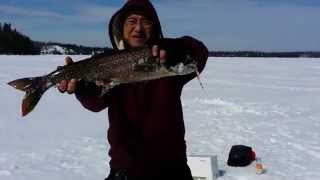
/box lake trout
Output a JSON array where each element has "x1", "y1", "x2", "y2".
[{"x1": 7, "y1": 47, "x2": 197, "y2": 117}]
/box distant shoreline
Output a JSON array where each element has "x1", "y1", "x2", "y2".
[{"x1": 209, "y1": 51, "x2": 320, "y2": 58}]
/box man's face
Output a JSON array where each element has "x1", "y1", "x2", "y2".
[{"x1": 123, "y1": 14, "x2": 153, "y2": 48}]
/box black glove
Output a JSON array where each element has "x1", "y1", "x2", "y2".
[{"x1": 74, "y1": 80, "x2": 103, "y2": 97}]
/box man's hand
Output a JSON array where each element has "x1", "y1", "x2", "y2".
[
  {"x1": 57, "y1": 56, "x2": 77, "y2": 94},
  {"x1": 152, "y1": 45, "x2": 166, "y2": 64}
]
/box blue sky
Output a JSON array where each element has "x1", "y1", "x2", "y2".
[{"x1": 1, "y1": 0, "x2": 320, "y2": 51}]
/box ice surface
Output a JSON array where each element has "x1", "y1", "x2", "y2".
[{"x1": 1, "y1": 56, "x2": 320, "y2": 180}]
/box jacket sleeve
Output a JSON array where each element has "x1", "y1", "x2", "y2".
[
  {"x1": 74, "y1": 81, "x2": 110, "y2": 112},
  {"x1": 158, "y1": 36, "x2": 209, "y2": 85}
]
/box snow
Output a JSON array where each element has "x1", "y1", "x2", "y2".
[
  {"x1": 1, "y1": 55, "x2": 320, "y2": 180},
  {"x1": 41, "y1": 45, "x2": 75, "y2": 55}
]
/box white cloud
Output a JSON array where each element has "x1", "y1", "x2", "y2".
[
  {"x1": 76, "y1": 5, "x2": 118, "y2": 23},
  {"x1": 0, "y1": 5, "x2": 64, "y2": 18},
  {"x1": 2, "y1": 0, "x2": 320, "y2": 50},
  {"x1": 0, "y1": 4, "x2": 118, "y2": 24},
  {"x1": 154, "y1": 0, "x2": 320, "y2": 51}
]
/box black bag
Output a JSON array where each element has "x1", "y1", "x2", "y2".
[{"x1": 227, "y1": 145, "x2": 255, "y2": 167}]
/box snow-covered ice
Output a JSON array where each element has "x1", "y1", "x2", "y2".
[
  {"x1": 0, "y1": 55, "x2": 320, "y2": 180},
  {"x1": 41, "y1": 45, "x2": 75, "y2": 55}
]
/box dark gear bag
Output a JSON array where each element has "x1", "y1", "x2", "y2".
[
  {"x1": 105, "y1": 169, "x2": 129, "y2": 180},
  {"x1": 227, "y1": 145, "x2": 256, "y2": 167}
]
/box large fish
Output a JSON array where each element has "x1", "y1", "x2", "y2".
[{"x1": 7, "y1": 47, "x2": 197, "y2": 117}]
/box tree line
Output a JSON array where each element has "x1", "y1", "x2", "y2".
[
  {"x1": 35, "y1": 41, "x2": 109, "y2": 55},
  {"x1": 0, "y1": 22, "x2": 108, "y2": 55},
  {"x1": 1, "y1": 22, "x2": 319, "y2": 57},
  {"x1": 0, "y1": 22, "x2": 40, "y2": 55},
  {"x1": 209, "y1": 51, "x2": 320, "y2": 58}
]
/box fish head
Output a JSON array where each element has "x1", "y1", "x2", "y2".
[
  {"x1": 114, "y1": 53, "x2": 198, "y2": 84},
  {"x1": 167, "y1": 55, "x2": 197, "y2": 75},
  {"x1": 135, "y1": 54, "x2": 197, "y2": 76},
  {"x1": 168, "y1": 62, "x2": 197, "y2": 75}
]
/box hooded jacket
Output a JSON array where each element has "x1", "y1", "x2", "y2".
[
  {"x1": 109, "y1": 0, "x2": 163, "y2": 50},
  {"x1": 75, "y1": 0, "x2": 208, "y2": 177}
]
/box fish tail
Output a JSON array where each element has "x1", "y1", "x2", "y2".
[{"x1": 7, "y1": 76, "x2": 49, "y2": 116}]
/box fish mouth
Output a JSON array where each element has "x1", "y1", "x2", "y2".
[
  {"x1": 168, "y1": 55, "x2": 197, "y2": 75},
  {"x1": 169, "y1": 62, "x2": 197, "y2": 75}
]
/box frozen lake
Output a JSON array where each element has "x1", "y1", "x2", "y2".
[{"x1": 0, "y1": 55, "x2": 320, "y2": 180}]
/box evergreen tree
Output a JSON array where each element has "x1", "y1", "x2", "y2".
[
  {"x1": 3, "y1": 23, "x2": 11, "y2": 32},
  {"x1": 0, "y1": 22, "x2": 40, "y2": 55}
]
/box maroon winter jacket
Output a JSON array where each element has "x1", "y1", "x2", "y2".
[{"x1": 75, "y1": 0, "x2": 208, "y2": 176}]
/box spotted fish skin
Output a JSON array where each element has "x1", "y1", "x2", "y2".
[{"x1": 7, "y1": 47, "x2": 197, "y2": 117}]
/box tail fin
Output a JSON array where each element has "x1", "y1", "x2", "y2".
[{"x1": 8, "y1": 77, "x2": 49, "y2": 117}]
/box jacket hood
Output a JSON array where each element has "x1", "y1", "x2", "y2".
[{"x1": 108, "y1": 0, "x2": 163, "y2": 50}]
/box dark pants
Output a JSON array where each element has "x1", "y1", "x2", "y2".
[{"x1": 105, "y1": 162, "x2": 193, "y2": 180}]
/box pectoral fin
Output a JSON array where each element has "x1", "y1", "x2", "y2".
[{"x1": 97, "y1": 78, "x2": 122, "y2": 96}]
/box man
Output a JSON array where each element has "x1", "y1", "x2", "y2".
[{"x1": 58, "y1": 0, "x2": 208, "y2": 179}]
